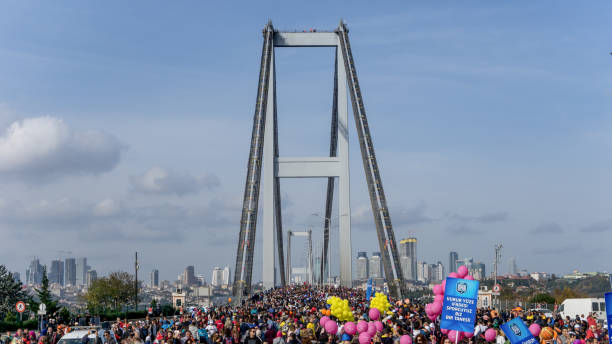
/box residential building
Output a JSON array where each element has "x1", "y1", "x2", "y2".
[
  {"x1": 86, "y1": 270, "x2": 97, "y2": 287},
  {"x1": 431, "y1": 261, "x2": 445, "y2": 282},
  {"x1": 151, "y1": 269, "x2": 159, "y2": 288},
  {"x1": 355, "y1": 252, "x2": 369, "y2": 280},
  {"x1": 399, "y1": 238, "x2": 417, "y2": 280},
  {"x1": 417, "y1": 261, "x2": 430, "y2": 283},
  {"x1": 369, "y1": 252, "x2": 383, "y2": 279},
  {"x1": 184, "y1": 266, "x2": 196, "y2": 286}
]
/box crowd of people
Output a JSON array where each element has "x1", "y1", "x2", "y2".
[{"x1": 1, "y1": 285, "x2": 608, "y2": 344}]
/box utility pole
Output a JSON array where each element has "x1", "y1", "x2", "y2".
[
  {"x1": 493, "y1": 243, "x2": 503, "y2": 308},
  {"x1": 134, "y1": 252, "x2": 139, "y2": 310}
]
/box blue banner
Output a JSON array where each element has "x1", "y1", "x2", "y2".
[
  {"x1": 501, "y1": 317, "x2": 538, "y2": 344},
  {"x1": 440, "y1": 277, "x2": 479, "y2": 332},
  {"x1": 366, "y1": 279, "x2": 372, "y2": 301},
  {"x1": 605, "y1": 292, "x2": 612, "y2": 344}
]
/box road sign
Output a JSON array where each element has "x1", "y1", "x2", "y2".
[
  {"x1": 37, "y1": 309, "x2": 46, "y2": 315},
  {"x1": 16, "y1": 301, "x2": 25, "y2": 313},
  {"x1": 493, "y1": 284, "x2": 502, "y2": 293},
  {"x1": 39, "y1": 303, "x2": 47, "y2": 312},
  {"x1": 148, "y1": 307, "x2": 153, "y2": 314}
]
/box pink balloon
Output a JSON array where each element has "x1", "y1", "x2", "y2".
[
  {"x1": 441, "y1": 279, "x2": 447, "y2": 293},
  {"x1": 464, "y1": 275, "x2": 475, "y2": 281},
  {"x1": 320, "y1": 316, "x2": 330, "y2": 327},
  {"x1": 374, "y1": 321, "x2": 383, "y2": 333},
  {"x1": 433, "y1": 284, "x2": 442, "y2": 295},
  {"x1": 434, "y1": 294, "x2": 443, "y2": 304},
  {"x1": 529, "y1": 324, "x2": 541, "y2": 337},
  {"x1": 463, "y1": 331, "x2": 474, "y2": 339},
  {"x1": 325, "y1": 320, "x2": 338, "y2": 335},
  {"x1": 448, "y1": 330, "x2": 458, "y2": 342},
  {"x1": 400, "y1": 335, "x2": 412, "y2": 344},
  {"x1": 484, "y1": 329, "x2": 496, "y2": 342},
  {"x1": 430, "y1": 302, "x2": 442, "y2": 314},
  {"x1": 441, "y1": 329, "x2": 449, "y2": 335},
  {"x1": 367, "y1": 322, "x2": 377, "y2": 337},
  {"x1": 344, "y1": 322, "x2": 357, "y2": 336},
  {"x1": 359, "y1": 333, "x2": 372, "y2": 344},
  {"x1": 357, "y1": 320, "x2": 368, "y2": 334},
  {"x1": 428, "y1": 314, "x2": 437, "y2": 322},
  {"x1": 448, "y1": 272, "x2": 459, "y2": 278},
  {"x1": 457, "y1": 265, "x2": 469, "y2": 278},
  {"x1": 369, "y1": 308, "x2": 380, "y2": 321}
]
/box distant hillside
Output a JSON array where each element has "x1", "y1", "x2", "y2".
[{"x1": 546, "y1": 275, "x2": 611, "y2": 297}]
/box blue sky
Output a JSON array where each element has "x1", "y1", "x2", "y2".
[{"x1": 1, "y1": 1, "x2": 611, "y2": 282}]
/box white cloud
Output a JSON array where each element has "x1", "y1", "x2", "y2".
[
  {"x1": 92, "y1": 198, "x2": 121, "y2": 217},
  {"x1": 129, "y1": 166, "x2": 220, "y2": 196},
  {"x1": 0, "y1": 116, "x2": 123, "y2": 181}
]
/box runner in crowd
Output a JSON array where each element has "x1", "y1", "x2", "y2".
[{"x1": 1, "y1": 285, "x2": 608, "y2": 344}]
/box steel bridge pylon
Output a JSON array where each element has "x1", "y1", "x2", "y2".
[{"x1": 233, "y1": 20, "x2": 407, "y2": 299}]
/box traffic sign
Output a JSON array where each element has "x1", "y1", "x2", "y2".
[
  {"x1": 493, "y1": 284, "x2": 502, "y2": 294},
  {"x1": 16, "y1": 301, "x2": 25, "y2": 313},
  {"x1": 39, "y1": 303, "x2": 46, "y2": 312}
]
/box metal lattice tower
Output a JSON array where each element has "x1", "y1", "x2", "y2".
[{"x1": 233, "y1": 20, "x2": 406, "y2": 299}]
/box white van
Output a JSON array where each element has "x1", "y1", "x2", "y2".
[{"x1": 558, "y1": 298, "x2": 606, "y2": 324}]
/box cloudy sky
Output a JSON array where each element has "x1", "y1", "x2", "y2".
[{"x1": 1, "y1": 1, "x2": 611, "y2": 283}]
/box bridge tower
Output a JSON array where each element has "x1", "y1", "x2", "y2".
[{"x1": 233, "y1": 20, "x2": 406, "y2": 299}]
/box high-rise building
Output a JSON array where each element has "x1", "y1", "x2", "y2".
[
  {"x1": 26, "y1": 258, "x2": 44, "y2": 285},
  {"x1": 76, "y1": 257, "x2": 88, "y2": 286},
  {"x1": 449, "y1": 251, "x2": 458, "y2": 273},
  {"x1": 151, "y1": 269, "x2": 159, "y2": 288},
  {"x1": 184, "y1": 266, "x2": 196, "y2": 286},
  {"x1": 508, "y1": 257, "x2": 518, "y2": 276},
  {"x1": 417, "y1": 261, "x2": 430, "y2": 283},
  {"x1": 455, "y1": 257, "x2": 486, "y2": 280},
  {"x1": 431, "y1": 261, "x2": 445, "y2": 282},
  {"x1": 64, "y1": 258, "x2": 76, "y2": 286},
  {"x1": 50, "y1": 260, "x2": 64, "y2": 286},
  {"x1": 211, "y1": 267, "x2": 224, "y2": 287},
  {"x1": 86, "y1": 270, "x2": 97, "y2": 287},
  {"x1": 399, "y1": 238, "x2": 417, "y2": 280},
  {"x1": 12, "y1": 272, "x2": 20, "y2": 283},
  {"x1": 369, "y1": 252, "x2": 383, "y2": 279},
  {"x1": 400, "y1": 256, "x2": 412, "y2": 281},
  {"x1": 222, "y1": 266, "x2": 231, "y2": 285},
  {"x1": 355, "y1": 252, "x2": 369, "y2": 280}
]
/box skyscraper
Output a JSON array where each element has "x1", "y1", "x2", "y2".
[
  {"x1": 50, "y1": 259, "x2": 64, "y2": 286},
  {"x1": 449, "y1": 251, "x2": 458, "y2": 273},
  {"x1": 211, "y1": 267, "x2": 224, "y2": 287},
  {"x1": 151, "y1": 269, "x2": 159, "y2": 288},
  {"x1": 369, "y1": 252, "x2": 383, "y2": 279},
  {"x1": 431, "y1": 261, "x2": 444, "y2": 282},
  {"x1": 76, "y1": 257, "x2": 88, "y2": 286},
  {"x1": 86, "y1": 270, "x2": 97, "y2": 287},
  {"x1": 399, "y1": 238, "x2": 417, "y2": 280},
  {"x1": 64, "y1": 258, "x2": 76, "y2": 286},
  {"x1": 355, "y1": 252, "x2": 369, "y2": 280},
  {"x1": 508, "y1": 257, "x2": 518, "y2": 276},
  {"x1": 184, "y1": 266, "x2": 196, "y2": 286},
  {"x1": 26, "y1": 258, "x2": 44, "y2": 285},
  {"x1": 416, "y1": 261, "x2": 430, "y2": 282}
]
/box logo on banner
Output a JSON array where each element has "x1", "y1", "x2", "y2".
[
  {"x1": 501, "y1": 317, "x2": 537, "y2": 344},
  {"x1": 511, "y1": 324, "x2": 522, "y2": 336},
  {"x1": 457, "y1": 282, "x2": 467, "y2": 294}
]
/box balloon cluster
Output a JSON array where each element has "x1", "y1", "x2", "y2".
[
  {"x1": 347, "y1": 318, "x2": 386, "y2": 344},
  {"x1": 327, "y1": 296, "x2": 354, "y2": 322},
  {"x1": 428, "y1": 265, "x2": 480, "y2": 340},
  {"x1": 369, "y1": 292, "x2": 391, "y2": 314}
]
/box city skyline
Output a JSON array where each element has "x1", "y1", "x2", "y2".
[{"x1": 1, "y1": 2, "x2": 611, "y2": 280}]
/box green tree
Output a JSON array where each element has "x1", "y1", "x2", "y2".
[
  {"x1": 34, "y1": 267, "x2": 59, "y2": 315},
  {"x1": 529, "y1": 293, "x2": 556, "y2": 304},
  {"x1": 83, "y1": 271, "x2": 137, "y2": 312},
  {"x1": 0, "y1": 265, "x2": 27, "y2": 319}
]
